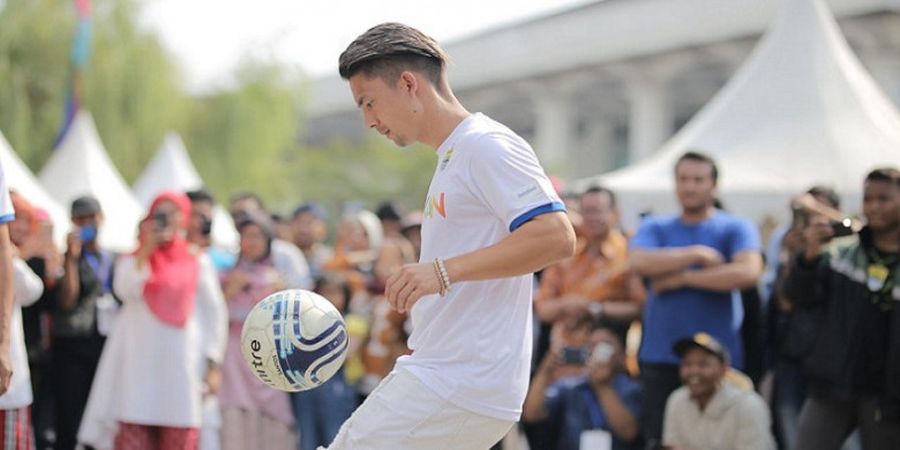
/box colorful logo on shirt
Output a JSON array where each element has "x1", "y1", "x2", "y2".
[
  {"x1": 424, "y1": 192, "x2": 446, "y2": 219},
  {"x1": 440, "y1": 147, "x2": 454, "y2": 171}
]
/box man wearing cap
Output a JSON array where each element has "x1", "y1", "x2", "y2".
[
  {"x1": 629, "y1": 152, "x2": 763, "y2": 447},
  {"x1": 52, "y1": 195, "x2": 116, "y2": 450},
  {"x1": 663, "y1": 333, "x2": 774, "y2": 450}
]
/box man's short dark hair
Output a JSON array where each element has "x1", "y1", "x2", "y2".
[
  {"x1": 865, "y1": 168, "x2": 900, "y2": 187},
  {"x1": 186, "y1": 188, "x2": 215, "y2": 205},
  {"x1": 293, "y1": 202, "x2": 328, "y2": 220},
  {"x1": 581, "y1": 185, "x2": 617, "y2": 208},
  {"x1": 675, "y1": 151, "x2": 719, "y2": 185},
  {"x1": 338, "y1": 23, "x2": 449, "y2": 88},
  {"x1": 806, "y1": 185, "x2": 840, "y2": 209},
  {"x1": 375, "y1": 201, "x2": 403, "y2": 222},
  {"x1": 229, "y1": 191, "x2": 265, "y2": 211}
]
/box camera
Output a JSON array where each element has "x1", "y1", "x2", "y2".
[
  {"x1": 830, "y1": 218, "x2": 855, "y2": 238},
  {"x1": 153, "y1": 210, "x2": 169, "y2": 230},
  {"x1": 562, "y1": 347, "x2": 590, "y2": 365},
  {"x1": 200, "y1": 216, "x2": 213, "y2": 236}
]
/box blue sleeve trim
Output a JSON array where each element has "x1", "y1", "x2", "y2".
[
  {"x1": 509, "y1": 201, "x2": 566, "y2": 232},
  {"x1": 0, "y1": 213, "x2": 14, "y2": 224}
]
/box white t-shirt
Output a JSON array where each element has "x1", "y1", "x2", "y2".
[
  {"x1": 0, "y1": 159, "x2": 13, "y2": 224},
  {"x1": 0, "y1": 258, "x2": 44, "y2": 410},
  {"x1": 395, "y1": 113, "x2": 564, "y2": 421}
]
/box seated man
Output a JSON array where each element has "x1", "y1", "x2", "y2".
[
  {"x1": 663, "y1": 333, "x2": 774, "y2": 450},
  {"x1": 522, "y1": 321, "x2": 641, "y2": 450}
]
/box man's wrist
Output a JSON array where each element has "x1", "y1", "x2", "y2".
[{"x1": 591, "y1": 378, "x2": 615, "y2": 392}]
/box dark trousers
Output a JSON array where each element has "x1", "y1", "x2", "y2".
[
  {"x1": 639, "y1": 362, "x2": 681, "y2": 450},
  {"x1": 51, "y1": 337, "x2": 103, "y2": 450},
  {"x1": 796, "y1": 396, "x2": 900, "y2": 450},
  {"x1": 773, "y1": 359, "x2": 807, "y2": 450}
]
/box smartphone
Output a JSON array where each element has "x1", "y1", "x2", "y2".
[
  {"x1": 79, "y1": 225, "x2": 97, "y2": 243},
  {"x1": 200, "y1": 216, "x2": 213, "y2": 236},
  {"x1": 153, "y1": 211, "x2": 169, "y2": 230},
  {"x1": 562, "y1": 347, "x2": 590, "y2": 365},
  {"x1": 831, "y1": 218, "x2": 855, "y2": 238}
]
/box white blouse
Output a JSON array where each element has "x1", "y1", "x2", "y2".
[
  {"x1": 78, "y1": 252, "x2": 226, "y2": 450},
  {"x1": 0, "y1": 258, "x2": 43, "y2": 410}
]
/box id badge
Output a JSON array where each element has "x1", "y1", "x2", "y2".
[
  {"x1": 579, "y1": 429, "x2": 612, "y2": 450},
  {"x1": 96, "y1": 293, "x2": 120, "y2": 337},
  {"x1": 867, "y1": 264, "x2": 889, "y2": 292}
]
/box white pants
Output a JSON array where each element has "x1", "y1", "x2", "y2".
[{"x1": 323, "y1": 370, "x2": 514, "y2": 450}]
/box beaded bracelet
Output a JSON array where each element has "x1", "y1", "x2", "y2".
[{"x1": 433, "y1": 258, "x2": 451, "y2": 295}]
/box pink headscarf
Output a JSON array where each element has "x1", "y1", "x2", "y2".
[{"x1": 139, "y1": 192, "x2": 198, "y2": 327}]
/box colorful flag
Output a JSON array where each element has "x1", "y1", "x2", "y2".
[{"x1": 54, "y1": 0, "x2": 92, "y2": 148}]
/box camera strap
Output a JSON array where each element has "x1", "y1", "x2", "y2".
[{"x1": 864, "y1": 246, "x2": 898, "y2": 311}]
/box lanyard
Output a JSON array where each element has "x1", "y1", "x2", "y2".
[
  {"x1": 865, "y1": 246, "x2": 898, "y2": 311},
  {"x1": 84, "y1": 250, "x2": 112, "y2": 294}
]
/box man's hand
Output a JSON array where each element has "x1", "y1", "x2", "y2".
[
  {"x1": 802, "y1": 214, "x2": 833, "y2": 262},
  {"x1": 135, "y1": 220, "x2": 162, "y2": 266},
  {"x1": 223, "y1": 270, "x2": 251, "y2": 298},
  {"x1": 0, "y1": 346, "x2": 13, "y2": 395},
  {"x1": 691, "y1": 245, "x2": 725, "y2": 267},
  {"x1": 66, "y1": 230, "x2": 83, "y2": 261},
  {"x1": 384, "y1": 262, "x2": 442, "y2": 313},
  {"x1": 204, "y1": 365, "x2": 222, "y2": 397}
]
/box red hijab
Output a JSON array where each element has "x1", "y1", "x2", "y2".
[{"x1": 139, "y1": 192, "x2": 198, "y2": 327}]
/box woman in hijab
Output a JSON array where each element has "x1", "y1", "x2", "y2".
[
  {"x1": 78, "y1": 192, "x2": 227, "y2": 450},
  {"x1": 218, "y1": 212, "x2": 296, "y2": 450}
]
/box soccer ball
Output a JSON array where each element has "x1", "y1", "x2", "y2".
[{"x1": 240, "y1": 289, "x2": 348, "y2": 392}]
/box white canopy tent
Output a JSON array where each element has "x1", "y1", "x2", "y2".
[
  {"x1": 38, "y1": 111, "x2": 143, "y2": 252},
  {"x1": 133, "y1": 132, "x2": 238, "y2": 249},
  {"x1": 573, "y1": 0, "x2": 900, "y2": 229},
  {"x1": 0, "y1": 131, "x2": 69, "y2": 245}
]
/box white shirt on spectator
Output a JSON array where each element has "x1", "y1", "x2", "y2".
[
  {"x1": 0, "y1": 258, "x2": 43, "y2": 410},
  {"x1": 78, "y1": 253, "x2": 227, "y2": 450}
]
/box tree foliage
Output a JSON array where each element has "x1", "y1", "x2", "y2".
[
  {"x1": 0, "y1": 0, "x2": 437, "y2": 216},
  {"x1": 0, "y1": 0, "x2": 72, "y2": 169}
]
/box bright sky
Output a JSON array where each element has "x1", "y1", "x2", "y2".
[{"x1": 138, "y1": 0, "x2": 592, "y2": 92}]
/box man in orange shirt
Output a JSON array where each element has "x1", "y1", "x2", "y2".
[{"x1": 535, "y1": 186, "x2": 645, "y2": 342}]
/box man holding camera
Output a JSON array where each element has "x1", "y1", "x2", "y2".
[
  {"x1": 52, "y1": 195, "x2": 116, "y2": 450},
  {"x1": 785, "y1": 168, "x2": 900, "y2": 450},
  {"x1": 522, "y1": 322, "x2": 642, "y2": 450}
]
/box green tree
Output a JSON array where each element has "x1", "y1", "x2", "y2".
[
  {"x1": 285, "y1": 137, "x2": 436, "y2": 215},
  {"x1": 83, "y1": 0, "x2": 187, "y2": 180},
  {"x1": 184, "y1": 59, "x2": 303, "y2": 204},
  {"x1": 0, "y1": 0, "x2": 72, "y2": 168},
  {"x1": 0, "y1": 0, "x2": 437, "y2": 214}
]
